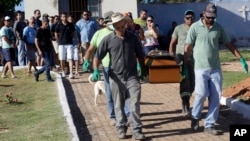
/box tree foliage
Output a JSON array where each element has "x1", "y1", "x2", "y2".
[{"x1": 0, "y1": 0, "x2": 23, "y2": 14}]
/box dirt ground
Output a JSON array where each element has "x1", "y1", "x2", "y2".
[{"x1": 221, "y1": 61, "x2": 250, "y2": 103}]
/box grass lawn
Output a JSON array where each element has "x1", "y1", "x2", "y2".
[
  {"x1": 220, "y1": 49, "x2": 250, "y2": 88},
  {"x1": 0, "y1": 69, "x2": 70, "y2": 141},
  {"x1": 219, "y1": 49, "x2": 250, "y2": 62},
  {"x1": 222, "y1": 71, "x2": 249, "y2": 89}
]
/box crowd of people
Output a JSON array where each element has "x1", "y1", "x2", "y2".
[{"x1": 0, "y1": 3, "x2": 249, "y2": 140}]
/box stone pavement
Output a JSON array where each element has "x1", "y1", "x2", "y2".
[{"x1": 62, "y1": 72, "x2": 250, "y2": 141}]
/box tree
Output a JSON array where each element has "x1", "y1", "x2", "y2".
[{"x1": 0, "y1": 0, "x2": 23, "y2": 14}]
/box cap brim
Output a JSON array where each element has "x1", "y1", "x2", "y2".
[{"x1": 205, "y1": 12, "x2": 216, "y2": 18}]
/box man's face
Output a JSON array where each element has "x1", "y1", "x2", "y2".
[
  {"x1": 204, "y1": 13, "x2": 216, "y2": 25},
  {"x1": 42, "y1": 21, "x2": 49, "y2": 28},
  {"x1": 16, "y1": 13, "x2": 22, "y2": 20},
  {"x1": 140, "y1": 11, "x2": 147, "y2": 20},
  {"x1": 35, "y1": 11, "x2": 41, "y2": 19},
  {"x1": 61, "y1": 14, "x2": 67, "y2": 22},
  {"x1": 54, "y1": 17, "x2": 59, "y2": 23},
  {"x1": 29, "y1": 17, "x2": 35, "y2": 26},
  {"x1": 4, "y1": 20, "x2": 11, "y2": 27},
  {"x1": 82, "y1": 12, "x2": 89, "y2": 20},
  {"x1": 113, "y1": 20, "x2": 126, "y2": 36},
  {"x1": 67, "y1": 17, "x2": 74, "y2": 23},
  {"x1": 184, "y1": 14, "x2": 194, "y2": 26}
]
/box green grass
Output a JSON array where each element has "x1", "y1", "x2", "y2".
[
  {"x1": 219, "y1": 49, "x2": 250, "y2": 62},
  {"x1": 222, "y1": 71, "x2": 249, "y2": 89},
  {"x1": 0, "y1": 69, "x2": 70, "y2": 141}
]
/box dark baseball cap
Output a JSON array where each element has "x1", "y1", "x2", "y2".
[{"x1": 204, "y1": 3, "x2": 217, "y2": 17}]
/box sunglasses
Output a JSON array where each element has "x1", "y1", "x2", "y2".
[
  {"x1": 206, "y1": 16, "x2": 216, "y2": 20},
  {"x1": 185, "y1": 17, "x2": 194, "y2": 20},
  {"x1": 147, "y1": 20, "x2": 153, "y2": 22}
]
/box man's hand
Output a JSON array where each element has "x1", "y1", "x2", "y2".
[
  {"x1": 92, "y1": 69, "x2": 100, "y2": 81},
  {"x1": 82, "y1": 59, "x2": 90, "y2": 72},
  {"x1": 137, "y1": 62, "x2": 141, "y2": 73},
  {"x1": 181, "y1": 64, "x2": 189, "y2": 78},
  {"x1": 240, "y1": 57, "x2": 248, "y2": 74},
  {"x1": 140, "y1": 65, "x2": 148, "y2": 80}
]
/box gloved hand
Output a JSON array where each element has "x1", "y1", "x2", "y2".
[
  {"x1": 140, "y1": 65, "x2": 148, "y2": 80},
  {"x1": 82, "y1": 59, "x2": 90, "y2": 72},
  {"x1": 137, "y1": 62, "x2": 141, "y2": 73},
  {"x1": 240, "y1": 57, "x2": 248, "y2": 74},
  {"x1": 92, "y1": 69, "x2": 100, "y2": 81},
  {"x1": 181, "y1": 64, "x2": 189, "y2": 78}
]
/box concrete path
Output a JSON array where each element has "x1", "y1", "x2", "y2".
[{"x1": 62, "y1": 72, "x2": 250, "y2": 141}]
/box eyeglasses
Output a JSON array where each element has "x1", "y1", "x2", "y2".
[
  {"x1": 206, "y1": 16, "x2": 215, "y2": 20},
  {"x1": 185, "y1": 16, "x2": 194, "y2": 20},
  {"x1": 147, "y1": 20, "x2": 153, "y2": 22},
  {"x1": 83, "y1": 13, "x2": 88, "y2": 16}
]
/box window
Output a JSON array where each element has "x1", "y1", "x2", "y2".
[{"x1": 87, "y1": 0, "x2": 100, "y2": 18}]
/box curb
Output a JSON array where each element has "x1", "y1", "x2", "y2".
[
  {"x1": 53, "y1": 72, "x2": 79, "y2": 141},
  {"x1": 0, "y1": 66, "x2": 79, "y2": 141},
  {"x1": 220, "y1": 96, "x2": 250, "y2": 119}
]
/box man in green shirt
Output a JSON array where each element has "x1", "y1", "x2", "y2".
[
  {"x1": 184, "y1": 3, "x2": 248, "y2": 135},
  {"x1": 169, "y1": 10, "x2": 195, "y2": 117},
  {"x1": 134, "y1": 9, "x2": 148, "y2": 29}
]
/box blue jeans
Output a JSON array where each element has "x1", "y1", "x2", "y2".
[
  {"x1": 191, "y1": 69, "x2": 222, "y2": 128},
  {"x1": 17, "y1": 40, "x2": 27, "y2": 66},
  {"x1": 103, "y1": 67, "x2": 130, "y2": 119},
  {"x1": 36, "y1": 51, "x2": 52, "y2": 80}
]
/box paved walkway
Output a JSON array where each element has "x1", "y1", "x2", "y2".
[{"x1": 62, "y1": 71, "x2": 250, "y2": 141}]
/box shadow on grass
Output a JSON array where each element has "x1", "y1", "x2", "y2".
[{"x1": 62, "y1": 78, "x2": 92, "y2": 141}]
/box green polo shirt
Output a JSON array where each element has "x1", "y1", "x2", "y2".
[
  {"x1": 90, "y1": 27, "x2": 112, "y2": 67},
  {"x1": 185, "y1": 19, "x2": 230, "y2": 70},
  {"x1": 172, "y1": 23, "x2": 189, "y2": 55},
  {"x1": 134, "y1": 18, "x2": 146, "y2": 29}
]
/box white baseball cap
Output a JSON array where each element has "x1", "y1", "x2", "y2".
[{"x1": 4, "y1": 16, "x2": 11, "y2": 21}]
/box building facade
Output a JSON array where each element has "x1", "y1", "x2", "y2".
[{"x1": 24, "y1": 0, "x2": 137, "y2": 21}]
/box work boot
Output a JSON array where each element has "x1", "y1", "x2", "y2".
[
  {"x1": 191, "y1": 118, "x2": 199, "y2": 131},
  {"x1": 182, "y1": 96, "x2": 190, "y2": 117}
]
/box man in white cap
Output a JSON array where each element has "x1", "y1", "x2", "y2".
[
  {"x1": 83, "y1": 11, "x2": 130, "y2": 126},
  {"x1": 184, "y1": 3, "x2": 248, "y2": 135},
  {"x1": 92, "y1": 12, "x2": 147, "y2": 140}
]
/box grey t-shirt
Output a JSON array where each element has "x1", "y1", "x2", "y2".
[{"x1": 95, "y1": 31, "x2": 144, "y2": 80}]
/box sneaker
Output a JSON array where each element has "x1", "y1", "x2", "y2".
[
  {"x1": 69, "y1": 73, "x2": 74, "y2": 79},
  {"x1": 191, "y1": 118, "x2": 199, "y2": 131},
  {"x1": 109, "y1": 118, "x2": 116, "y2": 126},
  {"x1": 204, "y1": 127, "x2": 221, "y2": 135},
  {"x1": 61, "y1": 72, "x2": 65, "y2": 77},
  {"x1": 133, "y1": 132, "x2": 145, "y2": 140},
  {"x1": 34, "y1": 72, "x2": 39, "y2": 82}
]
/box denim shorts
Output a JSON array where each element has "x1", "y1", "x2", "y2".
[{"x1": 2, "y1": 48, "x2": 15, "y2": 62}]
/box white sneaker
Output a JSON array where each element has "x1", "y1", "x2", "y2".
[
  {"x1": 69, "y1": 73, "x2": 74, "y2": 79},
  {"x1": 61, "y1": 72, "x2": 65, "y2": 77}
]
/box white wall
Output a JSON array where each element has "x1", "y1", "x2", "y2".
[
  {"x1": 100, "y1": 0, "x2": 138, "y2": 19},
  {"x1": 24, "y1": 0, "x2": 59, "y2": 19},
  {"x1": 139, "y1": 2, "x2": 250, "y2": 48}
]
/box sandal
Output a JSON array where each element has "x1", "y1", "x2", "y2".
[
  {"x1": 12, "y1": 76, "x2": 18, "y2": 79},
  {"x1": 27, "y1": 71, "x2": 32, "y2": 76},
  {"x1": 1, "y1": 75, "x2": 7, "y2": 78}
]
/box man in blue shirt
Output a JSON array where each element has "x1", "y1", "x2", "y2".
[{"x1": 76, "y1": 10, "x2": 98, "y2": 65}]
